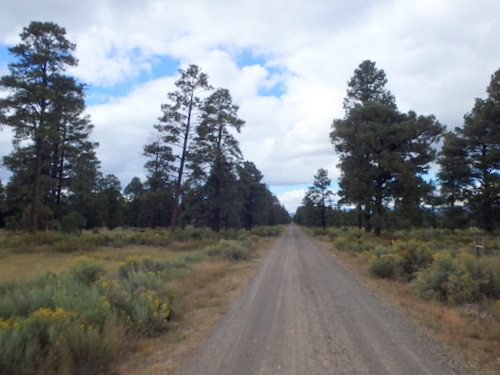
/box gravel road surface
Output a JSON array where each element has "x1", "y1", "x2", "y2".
[{"x1": 181, "y1": 224, "x2": 466, "y2": 375}]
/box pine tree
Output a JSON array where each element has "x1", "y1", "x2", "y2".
[
  {"x1": 307, "y1": 168, "x2": 333, "y2": 229},
  {"x1": 237, "y1": 162, "x2": 268, "y2": 230},
  {"x1": 0, "y1": 22, "x2": 97, "y2": 232},
  {"x1": 331, "y1": 60, "x2": 444, "y2": 235},
  {"x1": 194, "y1": 88, "x2": 244, "y2": 231},
  {"x1": 155, "y1": 65, "x2": 212, "y2": 229},
  {"x1": 460, "y1": 68, "x2": 500, "y2": 231},
  {"x1": 437, "y1": 131, "x2": 471, "y2": 228}
]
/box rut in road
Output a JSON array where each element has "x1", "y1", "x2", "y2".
[{"x1": 181, "y1": 224, "x2": 466, "y2": 375}]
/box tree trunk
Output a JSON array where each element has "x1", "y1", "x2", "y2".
[
  {"x1": 30, "y1": 138, "x2": 44, "y2": 233},
  {"x1": 171, "y1": 94, "x2": 194, "y2": 229}
]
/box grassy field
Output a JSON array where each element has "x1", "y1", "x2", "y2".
[
  {"x1": 0, "y1": 226, "x2": 283, "y2": 375},
  {"x1": 308, "y1": 227, "x2": 500, "y2": 375}
]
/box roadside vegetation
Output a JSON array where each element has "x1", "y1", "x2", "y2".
[
  {"x1": 307, "y1": 226, "x2": 500, "y2": 375},
  {"x1": 0, "y1": 226, "x2": 284, "y2": 375}
]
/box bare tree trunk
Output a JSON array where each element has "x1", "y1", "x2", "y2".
[{"x1": 30, "y1": 139, "x2": 44, "y2": 233}]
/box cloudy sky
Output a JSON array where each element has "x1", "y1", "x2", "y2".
[{"x1": 0, "y1": 0, "x2": 499, "y2": 213}]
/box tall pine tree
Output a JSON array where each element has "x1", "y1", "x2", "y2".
[
  {"x1": 459, "y1": 68, "x2": 500, "y2": 231},
  {"x1": 331, "y1": 60, "x2": 444, "y2": 236},
  {"x1": 152, "y1": 65, "x2": 212, "y2": 229},
  {"x1": 0, "y1": 21, "x2": 97, "y2": 232}
]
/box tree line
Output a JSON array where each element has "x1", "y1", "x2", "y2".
[
  {"x1": 295, "y1": 60, "x2": 499, "y2": 234},
  {"x1": 0, "y1": 21, "x2": 290, "y2": 233}
]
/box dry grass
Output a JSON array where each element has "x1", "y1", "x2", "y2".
[
  {"x1": 0, "y1": 245, "x2": 190, "y2": 282},
  {"x1": 328, "y1": 248, "x2": 500, "y2": 375},
  {"x1": 113, "y1": 238, "x2": 277, "y2": 375}
]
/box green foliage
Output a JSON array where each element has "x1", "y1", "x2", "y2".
[
  {"x1": 69, "y1": 257, "x2": 106, "y2": 285},
  {"x1": 331, "y1": 60, "x2": 445, "y2": 236},
  {"x1": 120, "y1": 291, "x2": 171, "y2": 336},
  {"x1": 0, "y1": 22, "x2": 99, "y2": 233},
  {"x1": 205, "y1": 240, "x2": 250, "y2": 261},
  {"x1": 118, "y1": 255, "x2": 167, "y2": 280},
  {"x1": 415, "y1": 252, "x2": 500, "y2": 304},
  {"x1": 0, "y1": 255, "x2": 176, "y2": 374},
  {"x1": 249, "y1": 226, "x2": 284, "y2": 237},
  {"x1": 0, "y1": 308, "x2": 122, "y2": 375},
  {"x1": 61, "y1": 211, "x2": 87, "y2": 233},
  {"x1": 369, "y1": 254, "x2": 399, "y2": 279},
  {"x1": 392, "y1": 240, "x2": 434, "y2": 279}
]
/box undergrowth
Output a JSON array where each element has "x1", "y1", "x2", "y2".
[
  {"x1": 0, "y1": 226, "x2": 284, "y2": 374},
  {"x1": 318, "y1": 227, "x2": 500, "y2": 305}
]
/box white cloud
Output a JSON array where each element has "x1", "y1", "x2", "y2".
[
  {"x1": 1, "y1": 0, "x2": 499, "y2": 212},
  {"x1": 275, "y1": 188, "x2": 308, "y2": 214},
  {"x1": 87, "y1": 75, "x2": 177, "y2": 184}
]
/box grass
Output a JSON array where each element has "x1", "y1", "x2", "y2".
[
  {"x1": 0, "y1": 226, "x2": 284, "y2": 374},
  {"x1": 0, "y1": 246, "x2": 195, "y2": 282},
  {"x1": 311, "y1": 227, "x2": 500, "y2": 375}
]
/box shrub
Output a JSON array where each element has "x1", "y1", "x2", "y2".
[
  {"x1": 415, "y1": 252, "x2": 497, "y2": 304},
  {"x1": 130, "y1": 292, "x2": 171, "y2": 335},
  {"x1": 120, "y1": 271, "x2": 161, "y2": 293},
  {"x1": 205, "y1": 240, "x2": 249, "y2": 261},
  {"x1": 0, "y1": 308, "x2": 121, "y2": 375},
  {"x1": 62, "y1": 320, "x2": 122, "y2": 375},
  {"x1": 369, "y1": 254, "x2": 400, "y2": 279},
  {"x1": 69, "y1": 257, "x2": 107, "y2": 285},
  {"x1": 0, "y1": 256, "x2": 174, "y2": 374},
  {"x1": 444, "y1": 262, "x2": 482, "y2": 304},
  {"x1": 393, "y1": 240, "x2": 434, "y2": 280},
  {"x1": 249, "y1": 226, "x2": 283, "y2": 237},
  {"x1": 118, "y1": 256, "x2": 167, "y2": 280},
  {"x1": 479, "y1": 257, "x2": 500, "y2": 298},
  {"x1": 415, "y1": 252, "x2": 456, "y2": 301},
  {"x1": 333, "y1": 236, "x2": 356, "y2": 251}
]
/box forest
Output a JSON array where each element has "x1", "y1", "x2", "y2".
[
  {"x1": 0, "y1": 21, "x2": 498, "y2": 236},
  {"x1": 295, "y1": 60, "x2": 500, "y2": 234},
  {"x1": 0, "y1": 22, "x2": 290, "y2": 233}
]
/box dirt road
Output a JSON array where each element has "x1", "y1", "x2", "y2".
[{"x1": 181, "y1": 224, "x2": 466, "y2": 375}]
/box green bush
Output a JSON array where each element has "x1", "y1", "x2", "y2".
[
  {"x1": 333, "y1": 236, "x2": 356, "y2": 251},
  {"x1": 369, "y1": 254, "x2": 400, "y2": 279},
  {"x1": 393, "y1": 240, "x2": 434, "y2": 280},
  {"x1": 249, "y1": 226, "x2": 284, "y2": 237},
  {"x1": 69, "y1": 257, "x2": 107, "y2": 285},
  {"x1": 122, "y1": 291, "x2": 171, "y2": 335},
  {"x1": 0, "y1": 256, "x2": 174, "y2": 374},
  {"x1": 62, "y1": 320, "x2": 122, "y2": 375},
  {"x1": 0, "y1": 308, "x2": 122, "y2": 375},
  {"x1": 205, "y1": 240, "x2": 249, "y2": 261},
  {"x1": 117, "y1": 256, "x2": 167, "y2": 280},
  {"x1": 415, "y1": 252, "x2": 498, "y2": 304},
  {"x1": 479, "y1": 257, "x2": 500, "y2": 298},
  {"x1": 120, "y1": 271, "x2": 161, "y2": 293}
]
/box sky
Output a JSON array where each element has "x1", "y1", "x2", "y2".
[{"x1": 0, "y1": 0, "x2": 499, "y2": 213}]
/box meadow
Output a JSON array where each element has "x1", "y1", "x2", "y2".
[
  {"x1": 308, "y1": 227, "x2": 500, "y2": 375},
  {"x1": 0, "y1": 226, "x2": 283, "y2": 375}
]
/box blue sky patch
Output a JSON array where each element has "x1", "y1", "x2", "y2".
[
  {"x1": 0, "y1": 43, "x2": 13, "y2": 69},
  {"x1": 235, "y1": 49, "x2": 286, "y2": 98},
  {"x1": 85, "y1": 54, "x2": 180, "y2": 105}
]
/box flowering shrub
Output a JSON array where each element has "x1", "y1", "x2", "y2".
[
  {"x1": 69, "y1": 256, "x2": 107, "y2": 285},
  {"x1": 118, "y1": 255, "x2": 167, "y2": 280},
  {"x1": 0, "y1": 256, "x2": 173, "y2": 374},
  {"x1": 415, "y1": 252, "x2": 500, "y2": 304}
]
